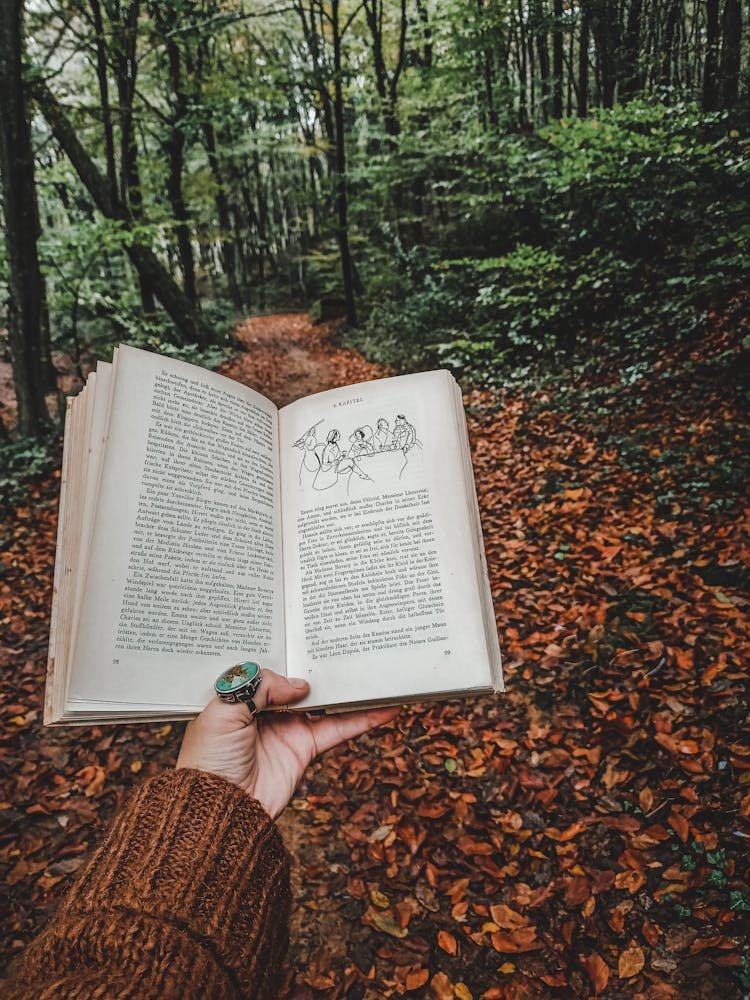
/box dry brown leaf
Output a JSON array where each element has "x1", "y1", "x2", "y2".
[{"x1": 618, "y1": 945, "x2": 645, "y2": 978}]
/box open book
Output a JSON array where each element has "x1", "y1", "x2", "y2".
[{"x1": 45, "y1": 345, "x2": 502, "y2": 724}]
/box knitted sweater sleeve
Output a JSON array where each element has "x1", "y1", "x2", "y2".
[{"x1": 4, "y1": 768, "x2": 291, "y2": 1000}]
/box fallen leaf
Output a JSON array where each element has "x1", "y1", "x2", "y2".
[
  {"x1": 580, "y1": 951, "x2": 609, "y2": 995},
  {"x1": 618, "y1": 945, "x2": 645, "y2": 978},
  {"x1": 438, "y1": 929, "x2": 458, "y2": 954}
]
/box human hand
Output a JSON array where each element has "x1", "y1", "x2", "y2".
[{"x1": 176, "y1": 669, "x2": 399, "y2": 819}]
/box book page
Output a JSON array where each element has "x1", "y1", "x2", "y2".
[
  {"x1": 279, "y1": 370, "x2": 499, "y2": 709},
  {"x1": 67, "y1": 346, "x2": 285, "y2": 712}
]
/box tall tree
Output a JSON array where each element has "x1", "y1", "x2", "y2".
[
  {"x1": 577, "y1": 1, "x2": 590, "y2": 116},
  {"x1": 151, "y1": 3, "x2": 199, "y2": 307},
  {"x1": 703, "y1": 0, "x2": 721, "y2": 109},
  {"x1": 719, "y1": 0, "x2": 741, "y2": 109},
  {"x1": 0, "y1": 1, "x2": 53, "y2": 435},
  {"x1": 331, "y1": 0, "x2": 356, "y2": 323},
  {"x1": 551, "y1": 0, "x2": 564, "y2": 118},
  {"x1": 33, "y1": 80, "x2": 212, "y2": 347}
]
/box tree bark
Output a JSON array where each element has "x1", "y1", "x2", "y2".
[
  {"x1": 331, "y1": 0, "x2": 356, "y2": 324},
  {"x1": 590, "y1": 0, "x2": 618, "y2": 108},
  {"x1": 111, "y1": 0, "x2": 155, "y2": 314},
  {"x1": 88, "y1": 0, "x2": 118, "y2": 205},
  {"x1": 0, "y1": 1, "x2": 52, "y2": 435},
  {"x1": 164, "y1": 35, "x2": 198, "y2": 306},
  {"x1": 577, "y1": 2, "x2": 590, "y2": 116},
  {"x1": 532, "y1": 0, "x2": 552, "y2": 122},
  {"x1": 202, "y1": 122, "x2": 244, "y2": 309},
  {"x1": 552, "y1": 0, "x2": 564, "y2": 118},
  {"x1": 719, "y1": 0, "x2": 741, "y2": 109},
  {"x1": 619, "y1": 0, "x2": 643, "y2": 99},
  {"x1": 659, "y1": 0, "x2": 682, "y2": 91},
  {"x1": 703, "y1": 0, "x2": 721, "y2": 109},
  {"x1": 33, "y1": 80, "x2": 212, "y2": 347}
]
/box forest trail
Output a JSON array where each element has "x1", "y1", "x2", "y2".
[
  {"x1": 222, "y1": 312, "x2": 390, "y2": 408},
  {"x1": 1, "y1": 308, "x2": 748, "y2": 998}
]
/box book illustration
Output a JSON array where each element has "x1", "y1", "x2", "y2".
[{"x1": 293, "y1": 413, "x2": 421, "y2": 494}]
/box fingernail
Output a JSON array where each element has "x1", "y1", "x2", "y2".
[{"x1": 288, "y1": 677, "x2": 308, "y2": 689}]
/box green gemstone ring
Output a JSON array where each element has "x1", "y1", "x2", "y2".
[{"x1": 214, "y1": 661, "x2": 264, "y2": 714}]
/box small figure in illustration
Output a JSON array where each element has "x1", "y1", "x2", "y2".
[
  {"x1": 373, "y1": 418, "x2": 392, "y2": 452},
  {"x1": 313, "y1": 428, "x2": 343, "y2": 490},
  {"x1": 293, "y1": 421, "x2": 323, "y2": 485},
  {"x1": 312, "y1": 428, "x2": 373, "y2": 494},
  {"x1": 392, "y1": 414, "x2": 417, "y2": 453},
  {"x1": 348, "y1": 426, "x2": 374, "y2": 458}
]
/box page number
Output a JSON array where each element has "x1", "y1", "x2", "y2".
[
  {"x1": 112, "y1": 657, "x2": 119, "y2": 664},
  {"x1": 444, "y1": 649, "x2": 451, "y2": 656}
]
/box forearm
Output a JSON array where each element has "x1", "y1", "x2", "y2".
[{"x1": 4, "y1": 769, "x2": 291, "y2": 1000}]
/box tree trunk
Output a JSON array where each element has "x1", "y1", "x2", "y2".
[
  {"x1": 33, "y1": 81, "x2": 212, "y2": 347},
  {"x1": 165, "y1": 36, "x2": 198, "y2": 307},
  {"x1": 331, "y1": 0, "x2": 356, "y2": 324},
  {"x1": 703, "y1": 0, "x2": 721, "y2": 109},
  {"x1": 619, "y1": 0, "x2": 644, "y2": 99},
  {"x1": 516, "y1": 0, "x2": 529, "y2": 127},
  {"x1": 577, "y1": 2, "x2": 590, "y2": 116},
  {"x1": 0, "y1": 1, "x2": 52, "y2": 435},
  {"x1": 590, "y1": 0, "x2": 618, "y2": 107},
  {"x1": 112, "y1": 0, "x2": 155, "y2": 315},
  {"x1": 532, "y1": 0, "x2": 552, "y2": 122},
  {"x1": 552, "y1": 0, "x2": 564, "y2": 118},
  {"x1": 88, "y1": 0, "x2": 118, "y2": 205},
  {"x1": 202, "y1": 122, "x2": 244, "y2": 309},
  {"x1": 659, "y1": 0, "x2": 681, "y2": 92},
  {"x1": 719, "y1": 0, "x2": 741, "y2": 108}
]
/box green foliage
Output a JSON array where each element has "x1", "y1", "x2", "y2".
[
  {"x1": 353, "y1": 101, "x2": 749, "y2": 382},
  {"x1": 0, "y1": 436, "x2": 56, "y2": 513}
]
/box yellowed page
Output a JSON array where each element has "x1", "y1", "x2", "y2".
[
  {"x1": 279, "y1": 369, "x2": 501, "y2": 709},
  {"x1": 67, "y1": 345, "x2": 284, "y2": 714}
]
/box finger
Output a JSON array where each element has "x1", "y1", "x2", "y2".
[
  {"x1": 254, "y1": 669, "x2": 310, "y2": 711},
  {"x1": 195, "y1": 695, "x2": 254, "y2": 732},
  {"x1": 309, "y1": 706, "x2": 400, "y2": 756}
]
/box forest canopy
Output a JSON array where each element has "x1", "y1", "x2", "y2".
[{"x1": 0, "y1": 0, "x2": 749, "y2": 435}]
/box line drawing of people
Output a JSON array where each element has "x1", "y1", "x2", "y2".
[
  {"x1": 348, "y1": 426, "x2": 374, "y2": 458},
  {"x1": 373, "y1": 418, "x2": 392, "y2": 452},
  {"x1": 391, "y1": 413, "x2": 420, "y2": 479},
  {"x1": 294, "y1": 412, "x2": 422, "y2": 495},
  {"x1": 293, "y1": 421, "x2": 323, "y2": 485},
  {"x1": 313, "y1": 429, "x2": 342, "y2": 491},
  {"x1": 392, "y1": 413, "x2": 417, "y2": 453},
  {"x1": 312, "y1": 428, "x2": 373, "y2": 494}
]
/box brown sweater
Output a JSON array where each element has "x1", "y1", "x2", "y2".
[{"x1": 5, "y1": 769, "x2": 291, "y2": 999}]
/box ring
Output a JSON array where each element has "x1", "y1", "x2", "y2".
[{"x1": 214, "y1": 662, "x2": 263, "y2": 714}]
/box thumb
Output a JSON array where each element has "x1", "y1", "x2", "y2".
[{"x1": 257, "y1": 670, "x2": 310, "y2": 710}]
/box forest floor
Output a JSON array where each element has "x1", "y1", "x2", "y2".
[{"x1": 1, "y1": 309, "x2": 749, "y2": 999}]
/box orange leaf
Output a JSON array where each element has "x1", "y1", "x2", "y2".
[
  {"x1": 580, "y1": 951, "x2": 609, "y2": 995},
  {"x1": 668, "y1": 809, "x2": 690, "y2": 843},
  {"x1": 491, "y1": 927, "x2": 541, "y2": 953},
  {"x1": 428, "y1": 972, "x2": 453, "y2": 1000},
  {"x1": 76, "y1": 765, "x2": 105, "y2": 797},
  {"x1": 438, "y1": 930, "x2": 457, "y2": 955},
  {"x1": 488, "y1": 903, "x2": 527, "y2": 929},
  {"x1": 405, "y1": 968, "x2": 429, "y2": 990},
  {"x1": 618, "y1": 945, "x2": 645, "y2": 978},
  {"x1": 642, "y1": 920, "x2": 661, "y2": 946},
  {"x1": 564, "y1": 876, "x2": 590, "y2": 906},
  {"x1": 544, "y1": 821, "x2": 586, "y2": 842},
  {"x1": 614, "y1": 869, "x2": 645, "y2": 893}
]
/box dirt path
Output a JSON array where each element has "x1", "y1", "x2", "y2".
[{"x1": 222, "y1": 313, "x2": 389, "y2": 408}]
